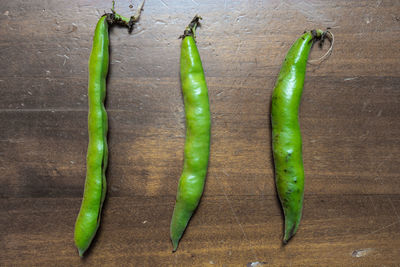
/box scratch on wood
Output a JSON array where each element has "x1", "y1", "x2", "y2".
[
  {"x1": 56, "y1": 54, "x2": 69, "y2": 66},
  {"x1": 159, "y1": 0, "x2": 169, "y2": 9},
  {"x1": 344, "y1": 77, "x2": 358, "y2": 81},
  {"x1": 235, "y1": 40, "x2": 242, "y2": 55},
  {"x1": 373, "y1": 156, "x2": 400, "y2": 224},
  {"x1": 0, "y1": 139, "x2": 24, "y2": 143},
  {"x1": 368, "y1": 221, "x2": 399, "y2": 235},
  {"x1": 387, "y1": 197, "x2": 400, "y2": 222},
  {"x1": 367, "y1": 196, "x2": 378, "y2": 217},
  {"x1": 352, "y1": 248, "x2": 373, "y2": 258},
  {"x1": 247, "y1": 261, "x2": 267, "y2": 267},
  {"x1": 215, "y1": 171, "x2": 258, "y2": 260}
]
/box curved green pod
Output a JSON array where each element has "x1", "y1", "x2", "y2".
[
  {"x1": 74, "y1": 3, "x2": 144, "y2": 256},
  {"x1": 271, "y1": 30, "x2": 325, "y2": 244},
  {"x1": 74, "y1": 16, "x2": 110, "y2": 257},
  {"x1": 170, "y1": 16, "x2": 211, "y2": 252}
]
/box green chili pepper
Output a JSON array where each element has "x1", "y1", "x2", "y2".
[
  {"x1": 74, "y1": 2, "x2": 144, "y2": 257},
  {"x1": 271, "y1": 29, "x2": 331, "y2": 244},
  {"x1": 170, "y1": 15, "x2": 211, "y2": 252}
]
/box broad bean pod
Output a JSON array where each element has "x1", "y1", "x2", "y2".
[
  {"x1": 170, "y1": 16, "x2": 211, "y2": 252},
  {"x1": 74, "y1": 2, "x2": 144, "y2": 256},
  {"x1": 271, "y1": 29, "x2": 331, "y2": 243}
]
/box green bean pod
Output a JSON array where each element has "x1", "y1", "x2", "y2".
[
  {"x1": 271, "y1": 30, "x2": 325, "y2": 243},
  {"x1": 170, "y1": 16, "x2": 211, "y2": 252},
  {"x1": 74, "y1": 3, "x2": 144, "y2": 256},
  {"x1": 74, "y1": 16, "x2": 110, "y2": 257}
]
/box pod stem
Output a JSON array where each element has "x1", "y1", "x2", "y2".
[
  {"x1": 180, "y1": 15, "x2": 202, "y2": 40},
  {"x1": 106, "y1": 0, "x2": 145, "y2": 32},
  {"x1": 308, "y1": 29, "x2": 334, "y2": 64}
]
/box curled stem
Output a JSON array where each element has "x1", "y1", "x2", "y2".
[
  {"x1": 309, "y1": 29, "x2": 334, "y2": 64},
  {"x1": 106, "y1": 0, "x2": 145, "y2": 32},
  {"x1": 180, "y1": 15, "x2": 202, "y2": 40}
]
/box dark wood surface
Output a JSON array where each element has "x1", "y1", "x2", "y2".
[{"x1": 1, "y1": 0, "x2": 400, "y2": 266}]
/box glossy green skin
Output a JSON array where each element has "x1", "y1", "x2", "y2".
[
  {"x1": 74, "y1": 16, "x2": 109, "y2": 256},
  {"x1": 271, "y1": 30, "x2": 323, "y2": 243},
  {"x1": 170, "y1": 33, "x2": 211, "y2": 251}
]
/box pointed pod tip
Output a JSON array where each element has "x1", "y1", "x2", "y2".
[
  {"x1": 172, "y1": 240, "x2": 179, "y2": 252},
  {"x1": 283, "y1": 234, "x2": 292, "y2": 244},
  {"x1": 283, "y1": 226, "x2": 296, "y2": 245},
  {"x1": 78, "y1": 248, "x2": 85, "y2": 257}
]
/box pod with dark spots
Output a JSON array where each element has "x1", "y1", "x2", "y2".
[{"x1": 271, "y1": 29, "x2": 331, "y2": 244}]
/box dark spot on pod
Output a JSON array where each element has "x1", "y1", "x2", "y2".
[
  {"x1": 293, "y1": 178, "x2": 297, "y2": 183},
  {"x1": 285, "y1": 153, "x2": 291, "y2": 162},
  {"x1": 311, "y1": 29, "x2": 317, "y2": 38},
  {"x1": 284, "y1": 169, "x2": 288, "y2": 173}
]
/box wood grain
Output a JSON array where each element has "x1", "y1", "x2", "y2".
[{"x1": 1, "y1": 0, "x2": 400, "y2": 266}]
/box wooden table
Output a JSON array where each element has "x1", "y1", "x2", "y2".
[{"x1": 1, "y1": 1, "x2": 400, "y2": 266}]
